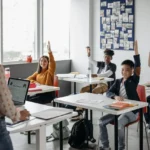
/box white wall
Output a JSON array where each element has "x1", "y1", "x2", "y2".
[
  {"x1": 70, "y1": 0, "x2": 91, "y2": 91},
  {"x1": 70, "y1": 0, "x2": 150, "y2": 92}
]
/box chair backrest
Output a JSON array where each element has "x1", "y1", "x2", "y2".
[
  {"x1": 53, "y1": 75, "x2": 59, "y2": 97},
  {"x1": 136, "y1": 85, "x2": 147, "y2": 113}
]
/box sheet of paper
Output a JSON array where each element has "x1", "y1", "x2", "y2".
[
  {"x1": 76, "y1": 99, "x2": 103, "y2": 104},
  {"x1": 75, "y1": 74, "x2": 87, "y2": 79},
  {"x1": 93, "y1": 77, "x2": 104, "y2": 80},
  {"x1": 57, "y1": 74, "x2": 75, "y2": 78}
]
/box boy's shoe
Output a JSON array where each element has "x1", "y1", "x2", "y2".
[
  {"x1": 70, "y1": 108, "x2": 84, "y2": 121},
  {"x1": 70, "y1": 114, "x2": 83, "y2": 121},
  {"x1": 99, "y1": 146, "x2": 111, "y2": 150},
  {"x1": 146, "y1": 123, "x2": 150, "y2": 129}
]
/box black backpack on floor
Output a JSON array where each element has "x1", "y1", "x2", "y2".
[{"x1": 68, "y1": 119, "x2": 95, "y2": 149}]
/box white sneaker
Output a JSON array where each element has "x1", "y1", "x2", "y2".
[
  {"x1": 146, "y1": 123, "x2": 150, "y2": 129},
  {"x1": 71, "y1": 114, "x2": 83, "y2": 121}
]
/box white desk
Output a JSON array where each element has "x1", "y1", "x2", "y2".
[
  {"x1": 58, "y1": 76, "x2": 114, "y2": 122},
  {"x1": 59, "y1": 76, "x2": 113, "y2": 92},
  {"x1": 7, "y1": 102, "x2": 77, "y2": 150},
  {"x1": 58, "y1": 75, "x2": 113, "y2": 95},
  {"x1": 59, "y1": 76, "x2": 113, "y2": 84},
  {"x1": 28, "y1": 85, "x2": 60, "y2": 96},
  {"x1": 54, "y1": 93, "x2": 148, "y2": 150}
]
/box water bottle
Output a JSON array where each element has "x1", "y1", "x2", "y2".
[
  {"x1": 5, "y1": 67, "x2": 10, "y2": 83},
  {"x1": 87, "y1": 67, "x2": 92, "y2": 82}
]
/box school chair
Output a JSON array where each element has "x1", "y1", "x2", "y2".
[
  {"x1": 125, "y1": 85, "x2": 149, "y2": 150},
  {"x1": 110, "y1": 85, "x2": 149, "y2": 150}
]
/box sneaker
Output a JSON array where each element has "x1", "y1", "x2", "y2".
[
  {"x1": 99, "y1": 146, "x2": 111, "y2": 150},
  {"x1": 146, "y1": 123, "x2": 150, "y2": 129},
  {"x1": 46, "y1": 134, "x2": 56, "y2": 142},
  {"x1": 70, "y1": 114, "x2": 83, "y2": 121}
]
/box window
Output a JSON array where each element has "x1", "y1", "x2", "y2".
[
  {"x1": 2, "y1": 0, "x2": 37, "y2": 62},
  {"x1": 43, "y1": 0, "x2": 70, "y2": 60}
]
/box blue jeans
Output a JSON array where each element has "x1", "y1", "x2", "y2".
[
  {"x1": 99, "y1": 112, "x2": 137, "y2": 150},
  {"x1": 0, "y1": 117, "x2": 13, "y2": 150}
]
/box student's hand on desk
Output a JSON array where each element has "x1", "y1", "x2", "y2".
[
  {"x1": 20, "y1": 109, "x2": 30, "y2": 121},
  {"x1": 114, "y1": 96, "x2": 124, "y2": 101},
  {"x1": 92, "y1": 74, "x2": 97, "y2": 78}
]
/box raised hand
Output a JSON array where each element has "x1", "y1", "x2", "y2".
[
  {"x1": 134, "y1": 40, "x2": 139, "y2": 55},
  {"x1": 47, "y1": 41, "x2": 51, "y2": 52},
  {"x1": 86, "y1": 46, "x2": 90, "y2": 57}
]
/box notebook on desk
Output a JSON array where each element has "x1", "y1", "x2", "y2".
[
  {"x1": 104, "y1": 101, "x2": 138, "y2": 110},
  {"x1": 31, "y1": 108, "x2": 73, "y2": 120},
  {"x1": 8, "y1": 78, "x2": 30, "y2": 106}
]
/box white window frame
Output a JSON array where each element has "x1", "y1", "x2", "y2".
[
  {"x1": 0, "y1": 0, "x2": 70, "y2": 64},
  {"x1": 0, "y1": 0, "x2": 42, "y2": 64}
]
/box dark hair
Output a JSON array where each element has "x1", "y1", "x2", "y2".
[
  {"x1": 37, "y1": 55, "x2": 49, "y2": 73},
  {"x1": 104, "y1": 49, "x2": 114, "y2": 57},
  {"x1": 121, "y1": 60, "x2": 134, "y2": 68},
  {"x1": 86, "y1": 46, "x2": 90, "y2": 49}
]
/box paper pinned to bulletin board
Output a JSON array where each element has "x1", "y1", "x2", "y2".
[{"x1": 100, "y1": 0, "x2": 135, "y2": 51}]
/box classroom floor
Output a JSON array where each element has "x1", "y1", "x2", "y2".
[{"x1": 10, "y1": 111, "x2": 150, "y2": 150}]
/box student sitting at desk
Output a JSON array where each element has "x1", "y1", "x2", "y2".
[
  {"x1": 0, "y1": 65, "x2": 30, "y2": 150},
  {"x1": 80, "y1": 47, "x2": 116, "y2": 93},
  {"x1": 27, "y1": 41, "x2": 56, "y2": 104},
  {"x1": 99, "y1": 41, "x2": 140, "y2": 150},
  {"x1": 71, "y1": 48, "x2": 116, "y2": 121}
]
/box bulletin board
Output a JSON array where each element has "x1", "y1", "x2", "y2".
[{"x1": 100, "y1": 0, "x2": 135, "y2": 50}]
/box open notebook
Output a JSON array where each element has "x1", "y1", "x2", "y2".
[{"x1": 31, "y1": 108, "x2": 73, "y2": 120}]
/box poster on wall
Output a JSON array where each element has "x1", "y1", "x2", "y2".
[{"x1": 100, "y1": 0, "x2": 135, "y2": 50}]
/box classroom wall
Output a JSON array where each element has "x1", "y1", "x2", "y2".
[
  {"x1": 70, "y1": 0, "x2": 150, "y2": 93},
  {"x1": 4, "y1": 60, "x2": 71, "y2": 97}
]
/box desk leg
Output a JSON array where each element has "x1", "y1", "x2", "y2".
[
  {"x1": 114, "y1": 116, "x2": 118, "y2": 150},
  {"x1": 36, "y1": 126, "x2": 46, "y2": 150},
  {"x1": 28, "y1": 131, "x2": 31, "y2": 144},
  {"x1": 85, "y1": 109, "x2": 88, "y2": 120},
  {"x1": 90, "y1": 84, "x2": 93, "y2": 123},
  {"x1": 53, "y1": 101, "x2": 56, "y2": 107},
  {"x1": 59, "y1": 121, "x2": 63, "y2": 150},
  {"x1": 74, "y1": 82, "x2": 76, "y2": 94},
  {"x1": 139, "y1": 108, "x2": 143, "y2": 150}
]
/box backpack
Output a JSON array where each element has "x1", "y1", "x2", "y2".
[{"x1": 68, "y1": 118, "x2": 95, "y2": 149}]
